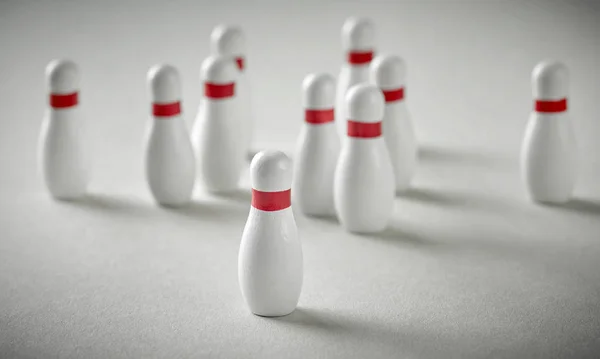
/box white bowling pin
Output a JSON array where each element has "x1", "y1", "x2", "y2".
[
  {"x1": 192, "y1": 55, "x2": 244, "y2": 193},
  {"x1": 238, "y1": 150, "x2": 303, "y2": 317},
  {"x1": 38, "y1": 59, "x2": 90, "y2": 200},
  {"x1": 211, "y1": 25, "x2": 253, "y2": 155},
  {"x1": 335, "y1": 17, "x2": 376, "y2": 140},
  {"x1": 293, "y1": 73, "x2": 340, "y2": 216},
  {"x1": 144, "y1": 64, "x2": 196, "y2": 207},
  {"x1": 334, "y1": 84, "x2": 395, "y2": 233},
  {"x1": 371, "y1": 55, "x2": 417, "y2": 193},
  {"x1": 520, "y1": 60, "x2": 577, "y2": 203}
]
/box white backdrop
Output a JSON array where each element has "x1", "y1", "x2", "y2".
[{"x1": 1, "y1": 1, "x2": 599, "y2": 358}]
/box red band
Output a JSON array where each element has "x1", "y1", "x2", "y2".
[
  {"x1": 251, "y1": 189, "x2": 291, "y2": 211},
  {"x1": 236, "y1": 57, "x2": 245, "y2": 71},
  {"x1": 153, "y1": 101, "x2": 181, "y2": 117},
  {"x1": 347, "y1": 120, "x2": 382, "y2": 138},
  {"x1": 535, "y1": 98, "x2": 567, "y2": 113},
  {"x1": 348, "y1": 51, "x2": 374, "y2": 65},
  {"x1": 205, "y1": 83, "x2": 235, "y2": 99},
  {"x1": 50, "y1": 92, "x2": 78, "y2": 108},
  {"x1": 305, "y1": 109, "x2": 334, "y2": 124},
  {"x1": 382, "y1": 88, "x2": 404, "y2": 103}
]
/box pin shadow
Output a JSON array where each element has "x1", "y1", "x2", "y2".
[
  {"x1": 418, "y1": 144, "x2": 511, "y2": 169},
  {"x1": 546, "y1": 197, "x2": 600, "y2": 216},
  {"x1": 65, "y1": 193, "x2": 151, "y2": 215},
  {"x1": 400, "y1": 187, "x2": 469, "y2": 207}
]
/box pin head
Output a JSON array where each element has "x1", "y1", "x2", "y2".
[
  {"x1": 211, "y1": 25, "x2": 245, "y2": 57},
  {"x1": 371, "y1": 55, "x2": 406, "y2": 89},
  {"x1": 532, "y1": 60, "x2": 568, "y2": 100},
  {"x1": 147, "y1": 64, "x2": 180, "y2": 103},
  {"x1": 250, "y1": 150, "x2": 292, "y2": 192},
  {"x1": 302, "y1": 73, "x2": 335, "y2": 109},
  {"x1": 201, "y1": 55, "x2": 238, "y2": 84},
  {"x1": 342, "y1": 17, "x2": 375, "y2": 52},
  {"x1": 346, "y1": 83, "x2": 384, "y2": 123},
  {"x1": 46, "y1": 59, "x2": 79, "y2": 94}
]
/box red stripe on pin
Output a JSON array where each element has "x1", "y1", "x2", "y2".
[
  {"x1": 50, "y1": 92, "x2": 78, "y2": 108},
  {"x1": 535, "y1": 98, "x2": 567, "y2": 113},
  {"x1": 251, "y1": 189, "x2": 291, "y2": 211},
  {"x1": 205, "y1": 83, "x2": 235, "y2": 99},
  {"x1": 305, "y1": 109, "x2": 334, "y2": 124},
  {"x1": 348, "y1": 51, "x2": 374, "y2": 65},
  {"x1": 382, "y1": 88, "x2": 404, "y2": 103},
  {"x1": 347, "y1": 120, "x2": 382, "y2": 138},
  {"x1": 236, "y1": 57, "x2": 245, "y2": 71},
  {"x1": 153, "y1": 101, "x2": 181, "y2": 117}
]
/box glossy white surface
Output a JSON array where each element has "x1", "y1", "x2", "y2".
[{"x1": 2, "y1": 1, "x2": 600, "y2": 358}]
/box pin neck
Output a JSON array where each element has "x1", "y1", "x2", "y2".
[
  {"x1": 382, "y1": 87, "x2": 404, "y2": 103},
  {"x1": 251, "y1": 188, "x2": 291, "y2": 211},
  {"x1": 50, "y1": 92, "x2": 78, "y2": 109},
  {"x1": 535, "y1": 98, "x2": 567, "y2": 113},
  {"x1": 153, "y1": 101, "x2": 181, "y2": 117},
  {"x1": 347, "y1": 51, "x2": 374, "y2": 65},
  {"x1": 205, "y1": 82, "x2": 235, "y2": 99},
  {"x1": 347, "y1": 120, "x2": 382, "y2": 138},
  {"x1": 305, "y1": 108, "x2": 334, "y2": 124}
]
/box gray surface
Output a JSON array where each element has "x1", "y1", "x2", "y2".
[{"x1": 1, "y1": 1, "x2": 600, "y2": 358}]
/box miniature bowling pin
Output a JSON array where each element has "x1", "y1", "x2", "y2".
[
  {"x1": 371, "y1": 55, "x2": 417, "y2": 193},
  {"x1": 192, "y1": 56, "x2": 244, "y2": 193},
  {"x1": 292, "y1": 73, "x2": 340, "y2": 216},
  {"x1": 335, "y1": 17, "x2": 376, "y2": 140},
  {"x1": 38, "y1": 59, "x2": 90, "y2": 200},
  {"x1": 238, "y1": 150, "x2": 303, "y2": 317},
  {"x1": 520, "y1": 60, "x2": 577, "y2": 203},
  {"x1": 334, "y1": 84, "x2": 395, "y2": 233},
  {"x1": 144, "y1": 64, "x2": 196, "y2": 207},
  {"x1": 211, "y1": 25, "x2": 253, "y2": 155}
]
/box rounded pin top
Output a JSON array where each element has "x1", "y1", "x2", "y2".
[
  {"x1": 532, "y1": 60, "x2": 568, "y2": 100},
  {"x1": 371, "y1": 55, "x2": 406, "y2": 89},
  {"x1": 250, "y1": 150, "x2": 292, "y2": 192},
  {"x1": 302, "y1": 73, "x2": 335, "y2": 109},
  {"x1": 46, "y1": 59, "x2": 79, "y2": 94},
  {"x1": 211, "y1": 25, "x2": 245, "y2": 57},
  {"x1": 201, "y1": 55, "x2": 238, "y2": 84},
  {"x1": 147, "y1": 64, "x2": 180, "y2": 103},
  {"x1": 342, "y1": 17, "x2": 375, "y2": 51},
  {"x1": 346, "y1": 83, "x2": 384, "y2": 123}
]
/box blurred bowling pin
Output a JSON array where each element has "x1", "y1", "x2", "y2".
[
  {"x1": 239, "y1": 150, "x2": 303, "y2": 317},
  {"x1": 145, "y1": 64, "x2": 195, "y2": 207},
  {"x1": 293, "y1": 73, "x2": 340, "y2": 216},
  {"x1": 39, "y1": 59, "x2": 90, "y2": 200},
  {"x1": 335, "y1": 17, "x2": 376, "y2": 140},
  {"x1": 192, "y1": 56, "x2": 244, "y2": 193},
  {"x1": 521, "y1": 60, "x2": 577, "y2": 203},
  {"x1": 211, "y1": 25, "x2": 253, "y2": 154},
  {"x1": 334, "y1": 84, "x2": 395, "y2": 233},
  {"x1": 371, "y1": 55, "x2": 417, "y2": 193}
]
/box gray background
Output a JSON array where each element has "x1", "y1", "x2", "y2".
[{"x1": 1, "y1": 0, "x2": 599, "y2": 358}]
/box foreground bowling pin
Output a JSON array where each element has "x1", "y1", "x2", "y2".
[
  {"x1": 192, "y1": 56, "x2": 244, "y2": 193},
  {"x1": 334, "y1": 84, "x2": 395, "y2": 233},
  {"x1": 293, "y1": 73, "x2": 340, "y2": 216},
  {"x1": 520, "y1": 60, "x2": 577, "y2": 203},
  {"x1": 144, "y1": 64, "x2": 195, "y2": 207},
  {"x1": 371, "y1": 55, "x2": 417, "y2": 193},
  {"x1": 239, "y1": 150, "x2": 303, "y2": 317},
  {"x1": 38, "y1": 59, "x2": 90, "y2": 199},
  {"x1": 211, "y1": 25, "x2": 253, "y2": 155},
  {"x1": 335, "y1": 17, "x2": 376, "y2": 140}
]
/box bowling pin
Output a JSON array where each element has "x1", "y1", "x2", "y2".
[
  {"x1": 334, "y1": 84, "x2": 395, "y2": 233},
  {"x1": 335, "y1": 17, "x2": 376, "y2": 140},
  {"x1": 371, "y1": 55, "x2": 417, "y2": 193},
  {"x1": 238, "y1": 150, "x2": 303, "y2": 317},
  {"x1": 192, "y1": 55, "x2": 244, "y2": 193},
  {"x1": 211, "y1": 25, "x2": 253, "y2": 155},
  {"x1": 144, "y1": 64, "x2": 196, "y2": 207},
  {"x1": 38, "y1": 59, "x2": 90, "y2": 200},
  {"x1": 292, "y1": 73, "x2": 340, "y2": 216},
  {"x1": 520, "y1": 60, "x2": 577, "y2": 203}
]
